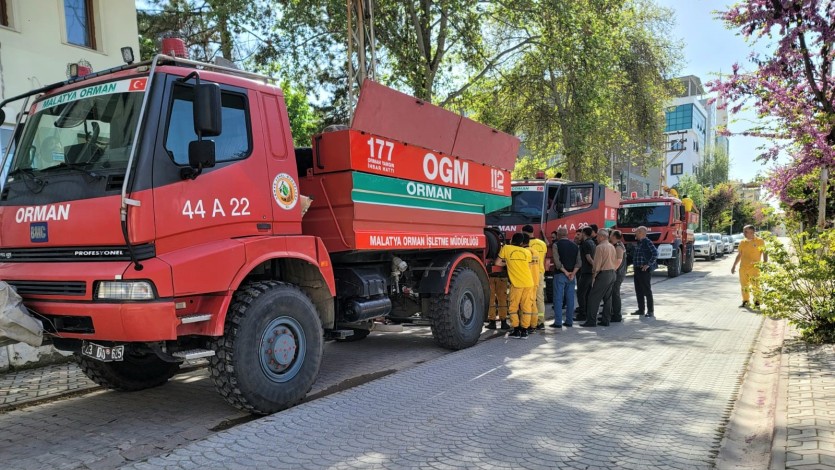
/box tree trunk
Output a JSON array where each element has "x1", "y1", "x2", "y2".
[
  {"x1": 819, "y1": 167, "x2": 829, "y2": 229},
  {"x1": 218, "y1": 12, "x2": 233, "y2": 60}
]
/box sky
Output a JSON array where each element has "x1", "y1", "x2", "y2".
[{"x1": 655, "y1": 0, "x2": 782, "y2": 184}]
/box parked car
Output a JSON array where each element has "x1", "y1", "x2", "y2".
[
  {"x1": 732, "y1": 233, "x2": 744, "y2": 249},
  {"x1": 694, "y1": 233, "x2": 716, "y2": 260},
  {"x1": 722, "y1": 235, "x2": 734, "y2": 254},
  {"x1": 709, "y1": 233, "x2": 726, "y2": 257}
]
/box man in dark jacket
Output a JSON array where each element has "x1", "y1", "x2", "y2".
[
  {"x1": 632, "y1": 226, "x2": 658, "y2": 317},
  {"x1": 575, "y1": 226, "x2": 596, "y2": 321},
  {"x1": 550, "y1": 227, "x2": 580, "y2": 328}
]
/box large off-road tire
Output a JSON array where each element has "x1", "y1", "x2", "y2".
[
  {"x1": 76, "y1": 352, "x2": 180, "y2": 392},
  {"x1": 429, "y1": 267, "x2": 486, "y2": 350},
  {"x1": 209, "y1": 281, "x2": 323, "y2": 415},
  {"x1": 667, "y1": 248, "x2": 681, "y2": 278},
  {"x1": 681, "y1": 244, "x2": 694, "y2": 274}
]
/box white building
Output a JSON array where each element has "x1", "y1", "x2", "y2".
[
  {"x1": 663, "y1": 76, "x2": 709, "y2": 188},
  {"x1": 0, "y1": 0, "x2": 139, "y2": 166}
]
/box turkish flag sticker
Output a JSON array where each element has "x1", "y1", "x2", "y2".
[{"x1": 129, "y1": 78, "x2": 148, "y2": 91}]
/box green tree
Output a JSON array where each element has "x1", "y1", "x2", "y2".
[
  {"x1": 460, "y1": 0, "x2": 681, "y2": 182},
  {"x1": 673, "y1": 174, "x2": 705, "y2": 209},
  {"x1": 696, "y1": 145, "x2": 730, "y2": 188},
  {"x1": 702, "y1": 184, "x2": 735, "y2": 232}
]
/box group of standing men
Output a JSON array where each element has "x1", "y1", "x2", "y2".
[
  {"x1": 490, "y1": 223, "x2": 660, "y2": 338},
  {"x1": 550, "y1": 224, "x2": 658, "y2": 327}
]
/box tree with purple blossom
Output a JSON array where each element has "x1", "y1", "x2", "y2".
[{"x1": 707, "y1": 0, "x2": 835, "y2": 228}]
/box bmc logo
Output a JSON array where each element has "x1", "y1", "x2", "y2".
[{"x1": 423, "y1": 153, "x2": 469, "y2": 186}]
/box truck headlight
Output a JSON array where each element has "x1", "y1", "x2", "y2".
[{"x1": 95, "y1": 281, "x2": 156, "y2": 300}]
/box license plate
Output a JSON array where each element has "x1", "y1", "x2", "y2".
[{"x1": 81, "y1": 341, "x2": 125, "y2": 362}]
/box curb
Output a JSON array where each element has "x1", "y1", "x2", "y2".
[
  {"x1": 769, "y1": 321, "x2": 790, "y2": 470},
  {"x1": 714, "y1": 316, "x2": 786, "y2": 469}
]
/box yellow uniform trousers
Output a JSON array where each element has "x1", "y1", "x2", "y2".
[
  {"x1": 739, "y1": 266, "x2": 761, "y2": 303},
  {"x1": 488, "y1": 276, "x2": 509, "y2": 320},
  {"x1": 508, "y1": 286, "x2": 535, "y2": 329},
  {"x1": 535, "y1": 273, "x2": 545, "y2": 325}
]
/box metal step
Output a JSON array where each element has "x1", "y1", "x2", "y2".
[
  {"x1": 179, "y1": 314, "x2": 212, "y2": 324},
  {"x1": 172, "y1": 349, "x2": 216, "y2": 360}
]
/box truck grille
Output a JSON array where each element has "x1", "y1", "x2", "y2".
[
  {"x1": 0, "y1": 244, "x2": 155, "y2": 262},
  {"x1": 7, "y1": 280, "x2": 87, "y2": 296}
]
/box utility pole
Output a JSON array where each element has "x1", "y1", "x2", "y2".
[{"x1": 347, "y1": 0, "x2": 377, "y2": 118}]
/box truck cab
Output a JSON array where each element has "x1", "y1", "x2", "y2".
[{"x1": 616, "y1": 192, "x2": 698, "y2": 278}]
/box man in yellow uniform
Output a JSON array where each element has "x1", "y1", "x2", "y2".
[
  {"x1": 496, "y1": 233, "x2": 535, "y2": 339},
  {"x1": 486, "y1": 268, "x2": 510, "y2": 330},
  {"x1": 732, "y1": 225, "x2": 768, "y2": 308},
  {"x1": 523, "y1": 225, "x2": 548, "y2": 330}
]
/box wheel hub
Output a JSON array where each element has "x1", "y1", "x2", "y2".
[
  {"x1": 259, "y1": 317, "x2": 306, "y2": 383},
  {"x1": 459, "y1": 291, "x2": 475, "y2": 324}
]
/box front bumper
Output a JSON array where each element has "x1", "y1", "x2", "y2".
[
  {"x1": 694, "y1": 246, "x2": 710, "y2": 257},
  {"x1": 27, "y1": 299, "x2": 180, "y2": 341}
]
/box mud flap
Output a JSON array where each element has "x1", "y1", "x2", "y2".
[{"x1": 0, "y1": 281, "x2": 43, "y2": 347}]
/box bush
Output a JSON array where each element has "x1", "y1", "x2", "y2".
[{"x1": 758, "y1": 230, "x2": 835, "y2": 344}]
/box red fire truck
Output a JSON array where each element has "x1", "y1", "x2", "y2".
[
  {"x1": 485, "y1": 173, "x2": 620, "y2": 299},
  {"x1": 0, "y1": 52, "x2": 518, "y2": 414},
  {"x1": 614, "y1": 190, "x2": 698, "y2": 278}
]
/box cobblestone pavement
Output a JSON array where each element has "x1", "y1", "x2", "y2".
[
  {"x1": 777, "y1": 330, "x2": 835, "y2": 469},
  {"x1": 0, "y1": 362, "x2": 98, "y2": 409},
  {"x1": 0, "y1": 325, "x2": 466, "y2": 469},
  {"x1": 131, "y1": 257, "x2": 764, "y2": 470}
]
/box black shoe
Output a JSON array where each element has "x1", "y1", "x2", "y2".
[
  {"x1": 563, "y1": 322, "x2": 573, "y2": 328},
  {"x1": 536, "y1": 323, "x2": 545, "y2": 330},
  {"x1": 520, "y1": 329, "x2": 529, "y2": 339},
  {"x1": 574, "y1": 315, "x2": 587, "y2": 322},
  {"x1": 486, "y1": 320, "x2": 497, "y2": 330},
  {"x1": 644, "y1": 312, "x2": 654, "y2": 317},
  {"x1": 579, "y1": 322, "x2": 597, "y2": 327},
  {"x1": 740, "y1": 301, "x2": 749, "y2": 308},
  {"x1": 549, "y1": 323, "x2": 562, "y2": 328},
  {"x1": 598, "y1": 321, "x2": 610, "y2": 326},
  {"x1": 500, "y1": 320, "x2": 511, "y2": 330},
  {"x1": 526, "y1": 327, "x2": 536, "y2": 335},
  {"x1": 631, "y1": 310, "x2": 644, "y2": 315},
  {"x1": 509, "y1": 328, "x2": 522, "y2": 339},
  {"x1": 611, "y1": 316, "x2": 623, "y2": 323}
]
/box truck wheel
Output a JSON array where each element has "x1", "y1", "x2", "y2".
[
  {"x1": 209, "y1": 281, "x2": 323, "y2": 415},
  {"x1": 667, "y1": 249, "x2": 681, "y2": 278},
  {"x1": 681, "y1": 244, "x2": 694, "y2": 273},
  {"x1": 76, "y1": 352, "x2": 180, "y2": 392},
  {"x1": 429, "y1": 266, "x2": 486, "y2": 350}
]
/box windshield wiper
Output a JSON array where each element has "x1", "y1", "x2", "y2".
[
  {"x1": 6, "y1": 168, "x2": 46, "y2": 193},
  {"x1": 38, "y1": 162, "x2": 103, "y2": 179}
]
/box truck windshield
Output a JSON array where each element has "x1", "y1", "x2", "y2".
[
  {"x1": 617, "y1": 204, "x2": 671, "y2": 228},
  {"x1": 7, "y1": 84, "x2": 143, "y2": 178},
  {"x1": 507, "y1": 190, "x2": 544, "y2": 217}
]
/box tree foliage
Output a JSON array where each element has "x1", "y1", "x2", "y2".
[
  {"x1": 708, "y1": 1, "x2": 835, "y2": 209},
  {"x1": 759, "y1": 230, "x2": 835, "y2": 344},
  {"x1": 702, "y1": 184, "x2": 736, "y2": 231},
  {"x1": 461, "y1": 0, "x2": 681, "y2": 182},
  {"x1": 696, "y1": 145, "x2": 730, "y2": 188}
]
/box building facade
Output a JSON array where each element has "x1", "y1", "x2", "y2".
[{"x1": 0, "y1": 0, "x2": 139, "y2": 173}]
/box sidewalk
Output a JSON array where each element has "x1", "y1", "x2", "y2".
[
  {"x1": 0, "y1": 362, "x2": 97, "y2": 410},
  {"x1": 772, "y1": 326, "x2": 835, "y2": 469}
]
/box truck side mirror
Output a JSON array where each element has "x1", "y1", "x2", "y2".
[{"x1": 193, "y1": 83, "x2": 222, "y2": 137}]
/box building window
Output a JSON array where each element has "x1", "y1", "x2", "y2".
[
  {"x1": 0, "y1": 0, "x2": 10, "y2": 27},
  {"x1": 65, "y1": 0, "x2": 96, "y2": 49},
  {"x1": 670, "y1": 163, "x2": 683, "y2": 176}
]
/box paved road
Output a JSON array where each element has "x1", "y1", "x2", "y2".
[
  {"x1": 0, "y1": 326, "x2": 465, "y2": 469},
  {"x1": 129, "y1": 255, "x2": 761, "y2": 470},
  {"x1": 0, "y1": 254, "x2": 730, "y2": 469}
]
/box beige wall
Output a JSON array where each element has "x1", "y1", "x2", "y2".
[{"x1": 0, "y1": 0, "x2": 139, "y2": 125}]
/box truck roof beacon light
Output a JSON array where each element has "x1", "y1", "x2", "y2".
[
  {"x1": 121, "y1": 47, "x2": 135, "y2": 65},
  {"x1": 535, "y1": 170, "x2": 546, "y2": 179}
]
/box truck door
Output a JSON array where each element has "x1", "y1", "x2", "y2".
[{"x1": 150, "y1": 75, "x2": 272, "y2": 255}]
